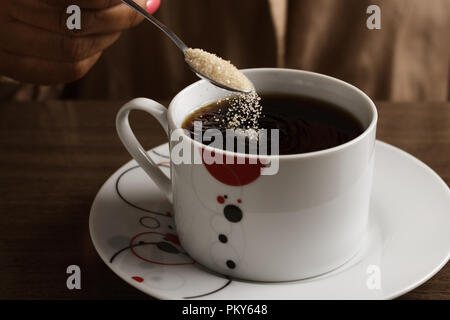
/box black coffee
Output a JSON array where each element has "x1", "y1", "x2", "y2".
[{"x1": 182, "y1": 94, "x2": 364, "y2": 155}]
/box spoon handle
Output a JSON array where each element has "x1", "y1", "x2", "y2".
[{"x1": 120, "y1": 0, "x2": 188, "y2": 52}]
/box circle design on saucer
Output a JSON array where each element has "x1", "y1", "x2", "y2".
[
  {"x1": 127, "y1": 231, "x2": 193, "y2": 266},
  {"x1": 139, "y1": 216, "x2": 160, "y2": 229},
  {"x1": 102, "y1": 151, "x2": 233, "y2": 299}
]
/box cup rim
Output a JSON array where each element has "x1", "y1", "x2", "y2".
[{"x1": 168, "y1": 68, "x2": 378, "y2": 160}]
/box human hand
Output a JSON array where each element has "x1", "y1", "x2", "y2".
[{"x1": 0, "y1": 0, "x2": 160, "y2": 84}]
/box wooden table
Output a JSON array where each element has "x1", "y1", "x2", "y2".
[{"x1": 0, "y1": 100, "x2": 448, "y2": 299}]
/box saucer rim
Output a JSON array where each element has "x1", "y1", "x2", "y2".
[{"x1": 370, "y1": 141, "x2": 450, "y2": 300}]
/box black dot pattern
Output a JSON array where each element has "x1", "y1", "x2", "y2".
[
  {"x1": 223, "y1": 205, "x2": 243, "y2": 223},
  {"x1": 226, "y1": 260, "x2": 236, "y2": 269},
  {"x1": 157, "y1": 241, "x2": 179, "y2": 254},
  {"x1": 218, "y1": 234, "x2": 228, "y2": 243}
]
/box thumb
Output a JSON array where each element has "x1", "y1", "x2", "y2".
[{"x1": 146, "y1": 0, "x2": 161, "y2": 14}]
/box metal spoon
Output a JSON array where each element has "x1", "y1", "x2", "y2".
[{"x1": 120, "y1": 0, "x2": 251, "y2": 94}]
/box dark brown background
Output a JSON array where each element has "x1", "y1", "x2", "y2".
[
  {"x1": 3, "y1": 0, "x2": 449, "y2": 102},
  {"x1": 0, "y1": 100, "x2": 448, "y2": 299}
]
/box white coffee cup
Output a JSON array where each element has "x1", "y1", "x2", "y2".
[{"x1": 116, "y1": 68, "x2": 377, "y2": 281}]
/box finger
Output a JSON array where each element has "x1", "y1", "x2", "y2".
[
  {"x1": 0, "y1": 49, "x2": 102, "y2": 84},
  {"x1": 146, "y1": 0, "x2": 161, "y2": 14},
  {"x1": 0, "y1": 21, "x2": 121, "y2": 62},
  {"x1": 9, "y1": 0, "x2": 147, "y2": 36}
]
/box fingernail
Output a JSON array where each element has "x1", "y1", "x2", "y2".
[{"x1": 146, "y1": 0, "x2": 161, "y2": 14}]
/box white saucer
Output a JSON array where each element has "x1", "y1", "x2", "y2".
[{"x1": 89, "y1": 141, "x2": 450, "y2": 299}]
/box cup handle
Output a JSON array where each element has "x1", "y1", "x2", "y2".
[{"x1": 116, "y1": 98, "x2": 172, "y2": 203}]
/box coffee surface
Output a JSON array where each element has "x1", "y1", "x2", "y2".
[{"x1": 182, "y1": 94, "x2": 364, "y2": 155}]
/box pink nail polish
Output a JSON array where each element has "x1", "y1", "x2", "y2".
[{"x1": 146, "y1": 0, "x2": 161, "y2": 14}]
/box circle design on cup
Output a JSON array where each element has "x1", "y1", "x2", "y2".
[
  {"x1": 210, "y1": 242, "x2": 240, "y2": 272},
  {"x1": 218, "y1": 234, "x2": 228, "y2": 243},
  {"x1": 223, "y1": 205, "x2": 243, "y2": 223},
  {"x1": 200, "y1": 147, "x2": 264, "y2": 187}
]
